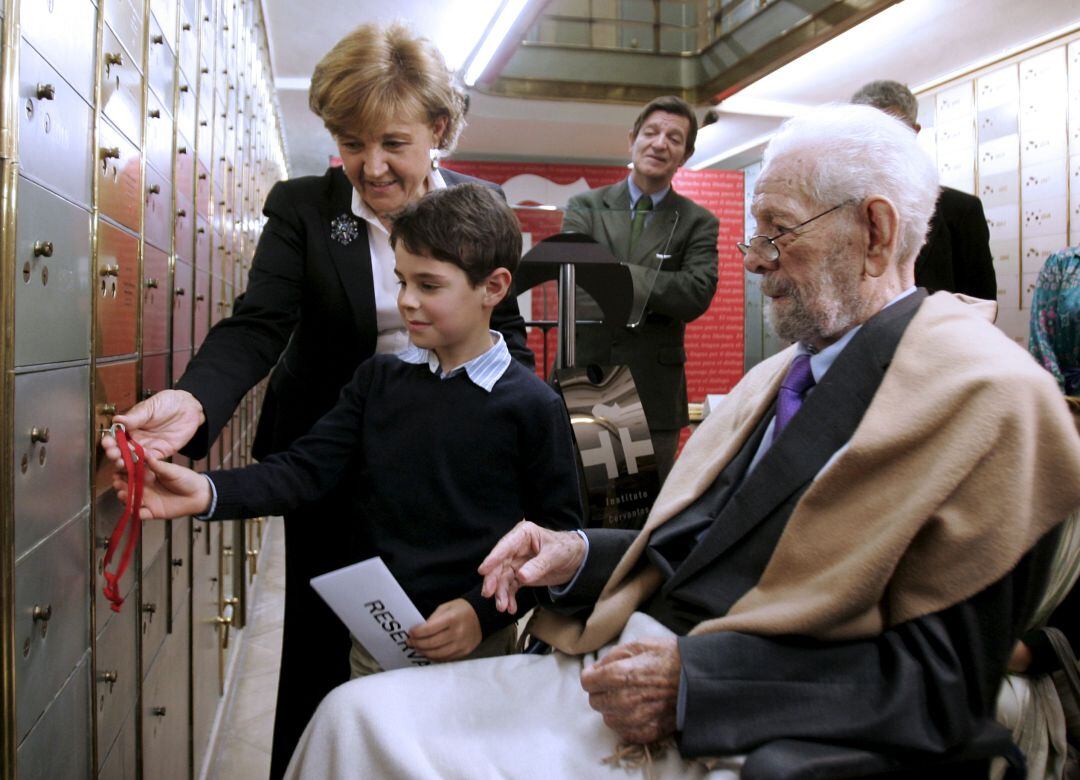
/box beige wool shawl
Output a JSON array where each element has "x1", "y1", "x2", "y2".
[{"x1": 533, "y1": 292, "x2": 1080, "y2": 653}]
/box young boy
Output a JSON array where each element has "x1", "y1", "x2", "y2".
[{"x1": 110, "y1": 184, "x2": 582, "y2": 673}]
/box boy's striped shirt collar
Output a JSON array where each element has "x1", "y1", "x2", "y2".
[{"x1": 396, "y1": 330, "x2": 511, "y2": 392}]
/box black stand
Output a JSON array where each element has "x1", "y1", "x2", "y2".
[{"x1": 515, "y1": 234, "x2": 659, "y2": 530}]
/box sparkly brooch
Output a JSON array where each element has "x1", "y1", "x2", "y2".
[{"x1": 330, "y1": 214, "x2": 360, "y2": 245}]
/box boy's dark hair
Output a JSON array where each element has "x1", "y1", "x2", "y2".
[
  {"x1": 631, "y1": 95, "x2": 698, "y2": 157},
  {"x1": 389, "y1": 183, "x2": 521, "y2": 286}
]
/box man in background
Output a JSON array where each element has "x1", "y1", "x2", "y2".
[
  {"x1": 562, "y1": 96, "x2": 719, "y2": 482},
  {"x1": 852, "y1": 79, "x2": 997, "y2": 300}
]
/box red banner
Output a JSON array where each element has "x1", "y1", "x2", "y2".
[{"x1": 444, "y1": 160, "x2": 744, "y2": 404}]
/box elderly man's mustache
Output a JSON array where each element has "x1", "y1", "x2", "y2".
[{"x1": 761, "y1": 277, "x2": 799, "y2": 298}]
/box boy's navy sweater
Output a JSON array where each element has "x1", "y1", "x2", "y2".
[{"x1": 207, "y1": 354, "x2": 583, "y2": 636}]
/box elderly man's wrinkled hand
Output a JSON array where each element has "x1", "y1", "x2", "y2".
[
  {"x1": 580, "y1": 637, "x2": 681, "y2": 744},
  {"x1": 478, "y1": 521, "x2": 586, "y2": 614}
]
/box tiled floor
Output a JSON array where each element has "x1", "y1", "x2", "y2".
[{"x1": 210, "y1": 517, "x2": 285, "y2": 779}]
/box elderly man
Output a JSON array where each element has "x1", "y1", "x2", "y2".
[
  {"x1": 285, "y1": 105, "x2": 1080, "y2": 780},
  {"x1": 852, "y1": 79, "x2": 997, "y2": 300}
]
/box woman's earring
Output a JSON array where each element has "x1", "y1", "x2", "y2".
[{"x1": 429, "y1": 148, "x2": 441, "y2": 170}]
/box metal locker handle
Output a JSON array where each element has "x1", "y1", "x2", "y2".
[
  {"x1": 145, "y1": 277, "x2": 159, "y2": 288},
  {"x1": 100, "y1": 147, "x2": 121, "y2": 160},
  {"x1": 148, "y1": 109, "x2": 161, "y2": 119},
  {"x1": 174, "y1": 287, "x2": 186, "y2": 296},
  {"x1": 148, "y1": 184, "x2": 161, "y2": 194},
  {"x1": 151, "y1": 34, "x2": 164, "y2": 44},
  {"x1": 33, "y1": 241, "x2": 53, "y2": 257},
  {"x1": 35, "y1": 83, "x2": 56, "y2": 100},
  {"x1": 104, "y1": 52, "x2": 123, "y2": 66},
  {"x1": 99, "y1": 670, "x2": 119, "y2": 693},
  {"x1": 29, "y1": 427, "x2": 49, "y2": 443},
  {"x1": 99, "y1": 264, "x2": 120, "y2": 277},
  {"x1": 32, "y1": 604, "x2": 52, "y2": 622},
  {"x1": 215, "y1": 604, "x2": 234, "y2": 648}
]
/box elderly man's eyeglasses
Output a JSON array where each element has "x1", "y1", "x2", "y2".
[{"x1": 736, "y1": 201, "x2": 854, "y2": 264}]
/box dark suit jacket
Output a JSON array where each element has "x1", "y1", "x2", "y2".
[
  {"x1": 915, "y1": 186, "x2": 996, "y2": 299},
  {"x1": 176, "y1": 166, "x2": 531, "y2": 459},
  {"x1": 556, "y1": 291, "x2": 1052, "y2": 772},
  {"x1": 562, "y1": 179, "x2": 718, "y2": 432}
]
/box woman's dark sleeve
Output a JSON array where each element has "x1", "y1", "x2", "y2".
[{"x1": 176, "y1": 181, "x2": 306, "y2": 457}]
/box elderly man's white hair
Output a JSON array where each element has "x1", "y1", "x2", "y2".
[{"x1": 762, "y1": 103, "x2": 939, "y2": 266}]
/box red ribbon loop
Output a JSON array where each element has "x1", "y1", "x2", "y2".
[{"x1": 102, "y1": 426, "x2": 146, "y2": 612}]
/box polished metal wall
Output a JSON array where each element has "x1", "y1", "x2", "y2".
[{"x1": 0, "y1": 0, "x2": 287, "y2": 775}]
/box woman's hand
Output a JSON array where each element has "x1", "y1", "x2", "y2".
[
  {"x1": 100, "y1": 389, "x2": 205, "y2": 465},
  {"x1": 112, "y1": 456, "x2": 212, "y2": 520},
  {"x1": 407, "y1": 599, "x2": 482, "y2": 662}
]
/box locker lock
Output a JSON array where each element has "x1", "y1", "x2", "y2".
[
  {"x1": 182, "y1": 22, "x2": 191, "y2": 30},
  {"x1": 99, "y1": 264, "x2": 120, "y2": 277},
  {"x1": 151, "y1": 34, "x2": 164, "y2": 44},
  {"x1": 99, "y1": 670, "x2": 119, "y2": 693},
  {"x1": 148, "y1": 184, "x2": 161, "y2": 195},
  {"x1": 175, "y1": 287, "x2": 186, "y2": 296},
  {"x1": 148, "y1": 109, "x2": 161, "y2": 119},
  {"x1": 99, "y1": 403, "x2": 117, "y2": 416},
  {"x1": 33, "y1": 240, "x2": 53, "y2": 257},
  {"x1": 35, "y1": 83, "x2": 56, "y2": 100},
  {"x1": 32, "y1": 604, "x2": 52, "y2": 622},
  {"x1": 105, "y1": 52, "x2": 123, "y2": 67},
  {"x1": 100, "y1": 147, "x2": 121, "y2": 161},
  {"x1": 152, "y1": 706, "x2": 167, "y2": 717},
  {"x1": 30, "y1": 427, "x2": 49, "y2": 444},
  {"x1": 171, "y1": 557, "x2": 184, "y2": 568},
  {"x1": 145, "y1": 277, "x2": 159, "y2": 288}
]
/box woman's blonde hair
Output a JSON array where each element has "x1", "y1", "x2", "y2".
[{"x1": 308, "y1": 22, "x2": 466, "y2": 151}]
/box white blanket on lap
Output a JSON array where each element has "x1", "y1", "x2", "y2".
[{"x1": 284, "y1": 613, "x2": 742, "y2": 779}]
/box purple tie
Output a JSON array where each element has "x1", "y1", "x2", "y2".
[{"x1": 771, "y1": 354, "x2": 815, "y2": 443}]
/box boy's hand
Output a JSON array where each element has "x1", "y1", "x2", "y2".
[
  {"x1": 407, "y1": 599, "x2": 482, "y2": 662},
  {"x1": 112, "y1": 456, "x2": 212, "y2": 520}
]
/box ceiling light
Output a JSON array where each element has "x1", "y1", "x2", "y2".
[{"x1": 464, "y1": 0, "x2": 529, "y2": 86}]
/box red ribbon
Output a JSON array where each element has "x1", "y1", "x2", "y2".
[{"x1": 102, "y1": 426, "x2": 146, "y2": 612}]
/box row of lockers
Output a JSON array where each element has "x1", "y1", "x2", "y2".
[
  {"x1": 2, "y1": 0, "x2": 288, "y2": 773},
  {"x1": 916, "y1": 35, "x2": 1080, "y2": 335}
]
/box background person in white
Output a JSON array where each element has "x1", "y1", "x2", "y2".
[{"x1": 282, "y1": 104, "x2": 1080, "y2": 780}]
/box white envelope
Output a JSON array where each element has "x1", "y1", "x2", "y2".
[{"x1": 310, "y1": 557, "x2": 430, "y2": 671}]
